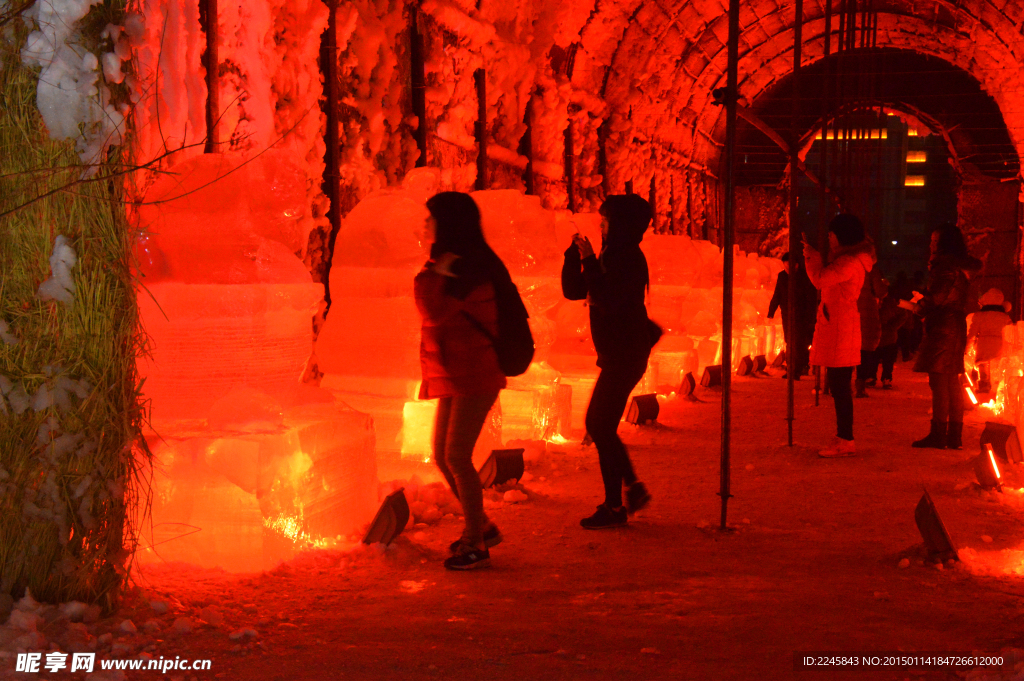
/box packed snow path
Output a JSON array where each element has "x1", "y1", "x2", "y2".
[{"x1": 88, "y1": 366, "x2": 1024, "y2": 679}]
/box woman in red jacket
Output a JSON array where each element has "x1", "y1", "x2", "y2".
[{"x1": 415, "y1": 192, "x2": 508, "y2": 570}]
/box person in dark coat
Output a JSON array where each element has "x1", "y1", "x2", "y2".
[
  {"x1": 855, "y1": 261, "x2": 885, "y2": 396},
  {"x1": 562, "y1": 194, "x2": 660, "y2": 529},
  {"x1": 767, "y1": 253, "x2": 817, "y2": 379},
  {"x1": 893, "y1": 271, "x2": 915, "y2": 361},
  {"x1": 871, "y1": 287, "x2": 912, "y2": 388},
  {"x1": 415, "y1": 192, "x2": 510, "y2": 570},
  {"x1": 911, "y1": 223, "x2": 982, "y2": 450}
]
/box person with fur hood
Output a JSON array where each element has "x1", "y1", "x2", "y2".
[
  {"x1": 910, "y1": 223, "x2": 983, "y2": 450},
  {"x1": 967, "y1": 288, "x2": 1012, "y2": 394},
  {"x1": 802, "y1": 214, "x2": 876, "y2": 458},
  {"x1": 562, "y1": 194, "x2": 661, "y2": 529}
]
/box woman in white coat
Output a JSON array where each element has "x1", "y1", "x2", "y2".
[{"x1": 803, "y1": 214, "x2": 876, "y2": 457}]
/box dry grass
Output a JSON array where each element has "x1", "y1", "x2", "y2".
[{"x1": 0, "y1": 4, "x2": 147, "y2": 611}]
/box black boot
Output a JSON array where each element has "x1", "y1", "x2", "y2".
[
  {"x1": 855, "y1": 379, "x2": 868, "y2": 398},
  {"x1": 912, "y1": 420, "x2": 947, "y2": 449},
  {"x1": 947, "y1": 421, "x2": 963, "y2": 450}
]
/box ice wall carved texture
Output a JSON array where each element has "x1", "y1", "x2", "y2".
[{"x1": 329, "y1": 0, "x2": 1021, "y2": 247}]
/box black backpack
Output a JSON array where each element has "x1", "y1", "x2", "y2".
[{"x1": 462, "y1": 273, "x2": 535, "y2": 377}]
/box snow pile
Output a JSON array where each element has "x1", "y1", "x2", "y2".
[
  {"x1": 0, "y1": 320, "x2": 19, "y2": 346},
  {"x1": 0, "y1": 367, "x2": 92, "y2": 418},
  {"x1": 36, "y1": 235, "x2": 77, "y2": 304},
  {"x1": 20, "y1": 0, "x2": 129, "y2": 170},
  {"x1": 379, "y1": 479, "x2": 461, "y2": 526}
]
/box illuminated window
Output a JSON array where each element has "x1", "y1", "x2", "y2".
[
  {"x1": 906, "y1": 151, "x2": 927, "y2": 163},
  {"x1": 907, "y1": 128, "x2": 919, "y2": 136},
  {"x1": 905, "y1": 175, "x2": 926, "y2": 187},
  {"x1": 813, "y1": 129, "x2": 887, "y2": 140}
]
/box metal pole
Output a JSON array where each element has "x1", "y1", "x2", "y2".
[
  {"x1": 816, "y1": 0, "x2": 832, "y2": 408},
  {"x1": 410, "y1": 5, "x2": 427, "y2": 167},
  {"x1": 719, "y1": 0, "x2": 740, "y2": 531},
  {"x1": 787, "y1": 0, "x2": 803, "y2": 446},
  {"x1": 202, "y1": 0, "x2": 219, "y2": 152},
  {"x1": 322, "y1": 0, "x2": 341, "y2": 310},
  {"x1": 475, "y1": 68, "x2": 487, "y2": 190},
  {"x1": 565, "y1": 119, "x2": 576, "y2": 211}
]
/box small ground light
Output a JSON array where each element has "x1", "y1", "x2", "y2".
[
  {"x1": 979, "y1": 422, "x2": 1023, "y2": 463},
  {"x1": 363, "y1": 488, "x2": 410, "y2": 546},
  {"x1": 891, "y1": 240, "x2": 898, "y2": 245},
  {"x1": 478, "y1": 449, "x2": 525, "y2": 488},
  {"x1": 974, "y1": 444, "x2": 1002, "y2": 490},
  {"x1": 626, "y1": 394, "x2": 660, "y2": 425},
  {"x1": 914, "y1": 490, "x2": 959, "y2": 563}
]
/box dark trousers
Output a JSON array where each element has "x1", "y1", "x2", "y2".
[
  {"x1": 877, "y1": 344, "x2": 898, "y2": 382},
  {"x1": 827, "y1": 366, "x2": 855, "y2": 441},
  {"x1": 928, "y1": 372, "x2": 963, "y2": 424},
  {"x1": 586, "y1": 362, "x2": 647, "y2": 508},
  {"x1": 433, "y1": 392, "x2": 499, "y2": 545},
  {"x1": 856, "y1": 349, "x2": 877, "y2": 382}
]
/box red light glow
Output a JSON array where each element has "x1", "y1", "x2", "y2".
[{"x1": 987, "y1": 445, "x2": 1001, "y2": 480}]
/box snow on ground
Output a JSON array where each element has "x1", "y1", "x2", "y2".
[{"x1": 6, "y1": 362, "x2": 1024, "y2": 680}]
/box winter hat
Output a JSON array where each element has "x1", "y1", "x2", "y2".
[
  {"x1": 828, "y1": 214, "x2": 865, "y2": 247},
  {"x1": 600, "y1": 194, "x2": 652, "y2": 248},
  {"x1": 979, "y1": 288, "x2": 1005, "y2": 307}
]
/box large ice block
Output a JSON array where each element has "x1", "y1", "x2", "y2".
[
  {"x1": 139, "y1": 400, "x2": 378, "y2": 572},
  {"x1": 138, "y1": 281, "x2": 322, "y2": 420},
  {"x1": 138, "y1": 151, "x2": 312, "y2": 282}
]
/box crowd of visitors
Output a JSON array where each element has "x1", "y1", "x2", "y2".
[{"x1": 415, "y1": 190, "x2": 1011, "y2": 569}]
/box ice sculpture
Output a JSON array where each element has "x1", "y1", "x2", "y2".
[{"x1": 136, "y1": 152, "x2": 378, "y2": 571}]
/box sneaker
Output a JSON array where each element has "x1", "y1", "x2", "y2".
[
  {"x1": 443, "y1": 543, "x2": 491, "y2": 570},
  {"x1": 449, "y1": 524, "x2": 503, "y2": 554},
  {"x1": 580, "y1": 503, "x2": 627, "y2": 529},
  {"x1": 882, "y1": 379, "x2": 892, "y2": 389},
  {"x1": 624, "y1": 482, "x2": 651, "y2": 516},
  {"x1": 819, "y1": 437, "x2": 856, "y2": 458},
  {"x1": 865, "y1": 378, "x2": 877, "y2": 387}
]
